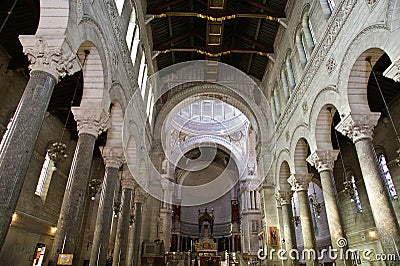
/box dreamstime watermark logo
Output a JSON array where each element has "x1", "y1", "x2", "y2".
[
  {"x1": 122, "y1": 60, "x2": 273, "y2": 206},
  {"x1": 257, "y1": 238, "x2": 398, "y2": 262}
]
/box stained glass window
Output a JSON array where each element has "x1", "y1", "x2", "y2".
[{"x1": 378, "y1": 154, "x2": 397, "y2": 199}]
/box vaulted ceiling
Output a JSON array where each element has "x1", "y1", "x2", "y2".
[{"x1": 148, "y1": 0, "x2": 287, "y2": 80}]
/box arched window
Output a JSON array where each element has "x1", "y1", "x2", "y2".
[
  {"x1": 270, "y1": 98, "x2": 277, "y2": 124},
  {"x1": 301, "y1": 10, "x2": 315, "y2": 55},
  {"x1": 285, "y1": 54, "x2": 296, "y2": 91},
  {"x1": 35, "y1": 151, "x2": 55, "y2": 201},
  {"x1": 280, "y1": 69, "x2": 290, "y2": 100},
  {"x1": 295, "y1": 28, "x2": 308, "y2": 67},
  {"x1": 138, "y1": 51, "x2": 148, "y2": 99},
  {"x1": 273, "y1": 88, "x2": 281, "y2": 117},
  {"x1": 126, "y1": 8, "x2": 140, "y2": 62},
  {"x1": 377, "y1": 153, "x2": 397, "y2": 199},
  {"x1": 115, "y1": 0, "x2": 124, "y2": 15},
  {"x1": 345, "y1": 168, "x2": 363, "y2": 213}
]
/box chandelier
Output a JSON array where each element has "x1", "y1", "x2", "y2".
[
  {"x1": 47, "y1": 142, "x2": 68, "y2": 169},
  {"x1": 89, "y1": 178, "x2": 102, "y2": 200},
  {"x1": 343, "y1": 179, "x2": 355, "y2": 202},
  {"x1": 309, "y1": 183, "x2": 322, "y2": 218}
]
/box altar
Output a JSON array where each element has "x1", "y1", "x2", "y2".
[{"x1": 194, "y1": 208, "x2": 221, "y2": 266}]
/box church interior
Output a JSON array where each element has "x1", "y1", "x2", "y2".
[{"x1": 0, "y1": 0, "x2": 400, "y2": 265}]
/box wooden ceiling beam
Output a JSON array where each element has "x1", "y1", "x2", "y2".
[
  {"x1": 239, "y1": 0, "x2": 285, "y2": 17},
  {"x1": 147, "y1": 0, "x2": 186, "y2": 13}
]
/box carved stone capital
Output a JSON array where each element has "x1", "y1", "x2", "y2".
[
  {"x1": 134, "y1": 187, "x2": 147, "y2": 203},
  {"x1": 383, "y1": 59, "x2": 400, "y2": 83},
  {"x1": 335, "y1": 113, "x2": 380, "y2": 143},
  {"x1": 101, "y1": 147, "x2": 124, "y2": 169},
  {"x1": 275, "y1": 190, "x2": 293, "y2": 205},
  {"x1": 121, "y1": 170, "x2": 136, "y2": 190},
  {"x1": 306, "y1": 150, "x2": 339, "y2": 173},
  {"x1": 19, "y1": 36, "x2": 79, "y2": 81},
  {"x1": 287, "y1": 174, "x2": 313, "y2": 192},
  {"x1": 72, "y1": 107, "x2": 111, "y2": 137}
]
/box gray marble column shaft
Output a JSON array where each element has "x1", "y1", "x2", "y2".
[
  {"x1": 297, "y1": 190, "x2": 318, "y2": 266},
  {"x1": 0, "y1": 70, "x2": 56, "y2": 251},
  {"x1": 112, "y1": 187, "x2": 132, "y2": 266},
  {"x1": 319, "y1": 170, "x2": 352, "y2": 266},
  {"x1": 89, "y1": 167, "x2": 119, "y2": 266},
  {"x1": 281, "y1": 203, "x2": 298, "y2": 266},
  {"x1": 127, "y1": 219, "x2": 135, "y2": 266},
  {"x1": 133, "y1": 202, "x2": 143, "y2": 266},
  {"x1": 48, "y1": 133, "x2": 97, "y2": 266},
  {"x1": 355, "y1": 139, "x2": 400, "y2": 264}
]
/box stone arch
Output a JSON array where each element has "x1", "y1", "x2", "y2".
[
  {"x1": 153, "y1": 83, "x2": 271, "y2": 146},
  {"x1": 337, "y1": 25, "x2": 398, "y2": 114},
  {"x1": 106, "y1": 101, "x2": 124, "y2": 149},
  {"x1": 77, "y1": 16, "x2": 113, "y2": 106},
  {"x1": 346, "y1": 48, "x2": 386, "y2": 114},
  {"x1": 308, "y1": 87, "x2": 342, "y2": 152},
  {"x1": 293, "y1": 138, "x2": 311, "y2": 174},
  {"x1": 109, "y1": 82, "x2": 128, "y2": 113},
  {"x1": 278, "y1": 160, "x2": 291, "y2": 191},
  {"x1": 76, "y1": 41, "x2": 109, "y2": 111},
  {"x1": 170, "y1": 138, "x2": 244, "y2": 177},
  {"x1": 36, "y1": 0, "x2": 70, "y2": 36}
]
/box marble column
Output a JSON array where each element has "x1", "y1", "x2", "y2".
[
  {"x1": 275, "y1": 190, "x2": 298, "y2": 266},
  {"x1": 288, "y1": 174, "x2": 318, "y2": 266},
  {"x1": 336, "y1": 113, "x2": 400, "y2": 264},
  {"x1": 109, "y1": 184, "x2": 121, "y2": 256},
  {"x1": 89, "y1": 148, "x2": 124, "y2": 266},
  {"x1": 127, "y1": 210, "x2": 135, "y2": 266},
  {"x1": 0, "y1": 40, "x2": 77, "y2": 250},
  {"x1": 133, "y1": 187, "x2": 146, "y2": 266},
  {"x1": 48, "y1": 108, "x2": 109, "y2": 266},
  {"x1": 307, "y1": 150, "x2": 352, "y2": 266},
  {"x1": 112, "y1": 171, "x2": 134, "y2": 266}
]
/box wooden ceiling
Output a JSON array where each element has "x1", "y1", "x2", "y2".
[{"x1": 148, "y1": 0, "x2": 287, "y2": 80}]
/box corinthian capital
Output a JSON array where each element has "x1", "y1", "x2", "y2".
[
  {"x1": 383, "y1": 59, "x2": 400, "y2": 83},
  {"x1": 72, "y1": 107, "x2": 110, "y2": 137},
  {"x1": 306, "y1": 150, "x2": 339, "y2": 173},
  {"x1": 287, "y1": 174, "x2": 313, "y2": 192},
  {"x1": 275, "y1": 190, "x2": 293, "y2": 205},
  {"x1": 335, "y1": 113, "x2": 381, "y2": 143},
  {"x1": 134, "y1": 187, "x2": 147, "y2": 203},
  {"x1": 101, "y1": 146, "x2": 124, "y2": 169},
  {"x1": 19, "y1": 36, "x2": 79, "y2": 81},
  {"x1": 121, "y1": 170, "x2": 136, "y2": 190}
]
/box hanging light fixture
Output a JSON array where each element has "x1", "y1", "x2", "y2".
[
  {"x1": 309, "y1": 183, "x2": 322, "y2": 219},
  {"x1": 367, "y1": 56, "x2": 400, "y2": 166},
  {"x1": 89, "y1": 178, "x2": 102, "y2": 200},
  {"x1": 329, "y1": 107, "x2": 356, "y2": 203},
  {"x1": 292, "y1": 197, "x2": 300, "y2": 227}
]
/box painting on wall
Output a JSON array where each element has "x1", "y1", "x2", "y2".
[{"x1": 269, "y1": 226, "x2": 279, "y2": 247}]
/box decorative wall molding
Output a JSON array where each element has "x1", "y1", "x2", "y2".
[{"x1": 275, "y1": 0, "x2": 359, "y2": 140}]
